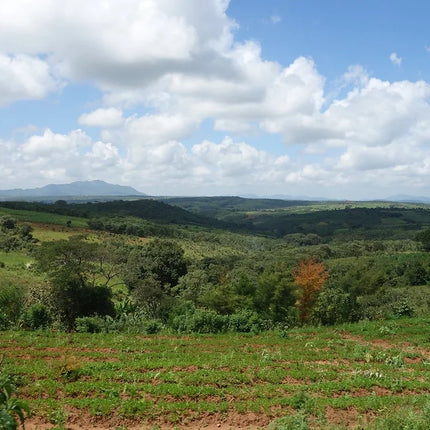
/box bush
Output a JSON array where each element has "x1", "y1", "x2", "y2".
[
  {"x1": 0, "y1": 285, "x2": 27, "y2": 329},
  {"x1": 22, "y1": 304, "x2": 52, "y2": 330},
  {"x1": 172, "y1": 308, "x2": 228, "y2": 334},
  {"x1": 107, "y1": 314, "x2": 163, "y2": 334},
  {"x1": 75, "y1": 316, "x2": 106, "y2": 333},
  {"x1": 311, "y1": 287, "x2": 358, "y2": 326},
  {"x1": 227, "y1": 310, "x2": 263, "y2": 333},
  {"x1": 392, "y1": 298, "x2": 416, "y2": 318}
]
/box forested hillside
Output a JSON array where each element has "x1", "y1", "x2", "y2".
[
  {"x1": 1, "y1": 198, "x2": 430, "y2": 333},
  {"x1": 2, "y1": 198, "x2": 430, "y2": 428}
]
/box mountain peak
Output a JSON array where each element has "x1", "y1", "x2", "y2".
[{"x1": 0, "y1": 180, "x2": 145, "y2": 199}]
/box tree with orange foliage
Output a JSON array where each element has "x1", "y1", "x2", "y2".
[{"x1": 292, "y1": 258, "x2": 328, "y2": 323}]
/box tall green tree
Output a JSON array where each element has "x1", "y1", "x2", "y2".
[
  {"x1": 34, "y1": 236, "x2": 118, "y2": 328},
  {"x1": 123, "y1": 239, "x2": 187, "y2": 318},
  {"x1": 254, "y1": 265, "x2": 296, "y2": 322}
]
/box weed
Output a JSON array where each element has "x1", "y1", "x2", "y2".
[
  {"x1": 49, "y1": 406, "x2": 67, "y2": 429},
  {"x1": 290, "y1": 391, "x2": 315, "y2": 414},
  {"x1": 267, "y1": 411, "x2": 310, "y2": 430}
]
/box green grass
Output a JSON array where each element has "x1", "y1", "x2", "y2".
[
  {"x1": 2, "y1": 317, "x2": 430, "y2": 428},
  {"x1": 0, "y1": 206, "x2": 88, "y2": 228}
]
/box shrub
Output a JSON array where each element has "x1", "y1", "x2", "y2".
[
  {"x1": 108, "y1": 314, "x2": 163, "y2": 334},
  {"x1": 311, "y1": 287, "x2": 358, "y2": 325},
  {"x1": 22, "y1": 304, "x2": 52, "y2": 330},
  {"x1": 172, "y1": 308, "x2": 228, "y2": 334},
  {"x1": 227, "y1": 310, "x2": 263, "y2": 333},
  {"x1": 0, "y1": 285, "x2": 27, "y2": 329},
  {"x1": 392, "y1": 297, "x2": 416, "y2": 318},
  {"x1": 75, "y1": 316, "x2": 106, "y2": 333}
]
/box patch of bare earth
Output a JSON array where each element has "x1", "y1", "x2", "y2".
[
  {"x1": 325, "y1": 406, "x2": 375, "y2": 429},
  {"x1": 25, "y1": 409, "x2": 272, "y2": 430}
]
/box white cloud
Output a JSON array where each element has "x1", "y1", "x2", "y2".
[
  {"x1": 0, "y1": 0, "x2": 236, "y2": 97},
  {"x1": 390, "y1": 52, "x2": 402, "y2": 66},
  {"x1": 0, "y1": 54, "x2": 60, "y2": 106},
  {"x1": 2, "y1": 1, "x2": 430, "y2": 198},
  {"x1": 79, "y1": 108, "x2": 124, "y2": 128},
  {"x1": 270, "y1": 15, "x2": 281, "y2": 24}
]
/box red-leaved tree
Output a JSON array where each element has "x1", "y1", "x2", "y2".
[{"x1": 292, "y1": 258, "x2": 328, "y2": 323}]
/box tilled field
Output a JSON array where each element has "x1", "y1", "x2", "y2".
[{"x1": 2, "y1": 318, "x2": 430, "y2": 429}]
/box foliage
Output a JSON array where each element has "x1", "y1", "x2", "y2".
[
  {"x1": 254, "y1": 265, "x2": 296, "y2": 323},
  {"x1": 3, "y1": 199, "x2": 430, "y2": 334},
  {"x1": 123, "y1": 239, "x2": 187, "y2": 319},
  {"x1": 33, "y1": 236, "x2": 117, "y2": 328},
  {"x1": 75, "y1": 316, "x2": 106, "y2": 333},
  {"x1": 368, "y1": 404, "x2": 430, "y2": 429},
  {"x1": 311, "y1": 287, "x2": 358, "y2": 325},
  {"x1": 267, "y1": 411, "x2": 310, "y2": 430},
  {"x1": 171, "y1": 305, "x2": 228, "y2": 333},
  {"x1": 293, "y1": 258, "x2": 328, "y2": 323},
  {"x1": 0, "y1": 216, "x2": 35, "y2": 253},
  {"x1": 392, "y1": 297, "x2": 416, "y2": 318},
  {"x1": 227, "y1": 309, "x2": 265, "y2": 333},
  {"x1": 22, "y1": 303, "x2": 52, "y2": 330},
  {"x1": 416, "y1": 228, "x2": 430, "y2": 251},
  {"x1": 0, "y1": 370, "x2": 30, "y2": 430},
  {"x1": 0, "y1": 284, "x2": 27, "y2": 330}
]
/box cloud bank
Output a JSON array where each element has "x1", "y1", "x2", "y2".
[{"x1": 1, "y1": 0, "x2": 429, "y2": 199}]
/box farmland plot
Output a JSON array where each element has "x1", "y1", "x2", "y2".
[{"x1": 2, "y1": 318, "x2": 430, "y2": 429}]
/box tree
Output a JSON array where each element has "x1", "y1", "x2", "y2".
[
  {"x1": 416, "y1": 229, "x2": 430, "y2": 252},
  {"x1": 0, "y1": 216, "x2": 16, "y2": 231},
  {"x1": 293, "y1": 258, "x2": 328, "y2": 323},
  {"x1": 123, "y1": 239, "x2": 187, "y2": 319},
  {"x1": 254, "y1": 265, "x2": 296, "y2": 322},
  {"x1": 34, "y1": 236, "x2": 118, "y2": 329},
  {"x1": 124, "y1": 239, "x2": 187, "y2": 292}
]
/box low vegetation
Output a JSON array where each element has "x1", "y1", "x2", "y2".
[
  {"x1": 1, "y1": 197, "x2": 430, "y2": 428},
  {"x1": 1, "y1": 318, "x2": 430, "y2": 428}
]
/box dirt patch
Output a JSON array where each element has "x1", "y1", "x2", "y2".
[
  {"x1": 325, "y1": 406, "x2": 377, "y2": 429},
  {"x1": 325, "y1": 406, "x2": 359, "y2": 429},
  {"x1": 24, "y1": 409, "x2": 272, "y2": 430}
]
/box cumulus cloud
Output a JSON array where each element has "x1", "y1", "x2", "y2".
[
  {"x1": 0, "y1": 54, "x2": 60, "y2": 106},
  {"x1": 390, "y1": 52, "x2": 402, "y2": 66},
  {"x1": 79, "y1": 108, "x2": 124, "y2": 128},
  {"x1": 2, "y1": 0, "x2": 430, "y2": 198},
  {"x1": 0, "y1": 0, "x2": 236, "y2": 94}
]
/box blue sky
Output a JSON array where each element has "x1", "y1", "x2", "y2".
[{"x1": 1, "y1": 0, "x2": 430, "y2": 199}]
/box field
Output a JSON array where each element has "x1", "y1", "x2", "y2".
[
  {"x1": 2, "y1": 317, "x2": 430, "y2": 429},
  {"x1": 2, "y1": 199, "x2": 430, "y2": 429}
]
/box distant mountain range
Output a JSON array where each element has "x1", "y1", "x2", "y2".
[
  {"x1": 243, "y1": 194, "x2": 430, "y2": 204},
  {"x1": 383, "y1": 195, "x2": 430, "y2": 204},
  {"x1": 0, "y1": 180, "x2": 429, "y2": 204},
  {"x1": 0, "y1": 180, "x2": 145, "y2": 199}
]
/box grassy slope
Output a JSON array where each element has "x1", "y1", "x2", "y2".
[{"x1": 1, "y1": 317, "x2": 430, "y2": 429}]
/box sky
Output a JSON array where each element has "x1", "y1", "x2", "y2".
[{"x1": 1, "y1": 0, "x2": 430, "y2": 199}]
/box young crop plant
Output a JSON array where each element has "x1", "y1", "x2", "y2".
[{"x1": 0, "y1": 370, "x2": 30, "y2": 430}]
